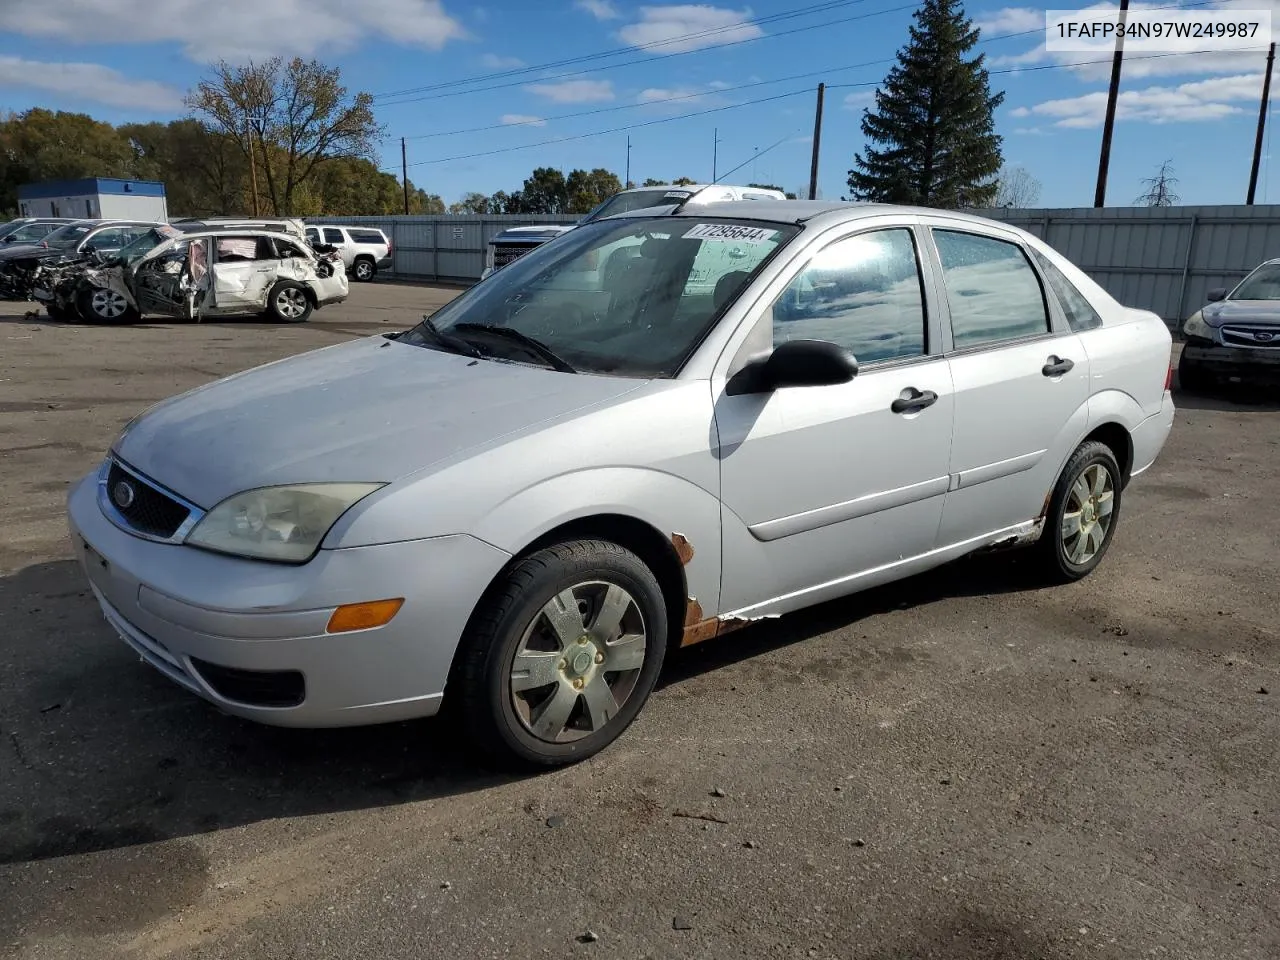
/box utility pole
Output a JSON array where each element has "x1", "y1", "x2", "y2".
[
  {"x1": 808, "y1": 82, "x2": 826, "y2": 200},
  {"x1": 625, "y1": 136, "x2": 632, "y2": 188},
  {"x1": 712, "y1": 128, "x2": 719, "y2": 182},
  {"x1": 1094, "y1": 0, "x2": 1129, "y2": 207},
  {"x1": 401, "y1": 137, "x2": 410, "y2": 215},
  {"x1": 1248, "y1": 42, "x2": 1276, "y2": 205}
]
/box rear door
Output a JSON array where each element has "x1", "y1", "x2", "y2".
[
  {"x1": 210, "y1": 235, "x2": 281, "y2": 310},
  {"x1": 923, "y1": 223, "x2": 1090, "y2": 546}
]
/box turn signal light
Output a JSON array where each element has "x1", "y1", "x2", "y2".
[{"x1": 327, "y1": 598, "x2": 404, "y2": 633}]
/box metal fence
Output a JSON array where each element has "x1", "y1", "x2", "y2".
[{"x1": 324, "y1": 205, "x2": 1280, "y2": 325}]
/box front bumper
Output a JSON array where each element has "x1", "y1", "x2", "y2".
[
  {"x1": 1182, "y1": 340, "x2": 1280, "y2": 382},
  {"x1": 66, "y1": 471, "x2": 511, "y2": 727}
]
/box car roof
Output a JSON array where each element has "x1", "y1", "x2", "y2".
[{"x1": 626, "y1": 199, "x2": 1027, "y2": 234}]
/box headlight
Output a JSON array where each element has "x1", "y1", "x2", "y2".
[
  {"x1": 185, "y1": 483, "x2": 384, "y2": 563},
  {"x1": 1182, "y1": 310, "x2": 1214, "y2": 341}
]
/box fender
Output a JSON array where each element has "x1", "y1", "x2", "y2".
[{"x1": 466, "y1": 466, "x2": 725, "y2": 619}]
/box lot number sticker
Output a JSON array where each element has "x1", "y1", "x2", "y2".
[{"x1": 684, "y1": 223, "x2": 777, "y2": 244}]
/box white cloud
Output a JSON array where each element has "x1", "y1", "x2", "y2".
[
  {"x1": 526, "y1": 79, "x2": 615, "y2": 102},
  {"x1": 618, "y1": 4, "x2": 763, "y2": 53},
  {"x1": 708, "y1": 79, "x2": 732, "y2": 89},
  {"x1": 481, "y1": 52, "x2": 525, "y2": 68},
  {"x1": 0, "y1": 55, "x2": 184, "y2": 110},
  {"x1": 0, "y1": 0, "x2": 469, "y2": 62},
  {"x1": 1012, "y1": 72, "x2": 1263, "y2": 127},
  {"x1": 500, "y1": 113, "x2": 547, "y2": 126},
  {"x1": 975, "y1": 6, "x2": 1045, "y2": 34},
  {"x1": 576, "y1": 0, "x2": 621, "y2": 18},
  {"x1": 843, "y1": 90, "x2": 876, "y2": 110}
]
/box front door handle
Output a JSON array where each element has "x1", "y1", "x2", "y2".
[
  {"x1": 1043, "y1": 355, "x2": 1075, "y2": 377},
  {"x1": 891, "y1": 388, "x2": 938, "y2": 414}
]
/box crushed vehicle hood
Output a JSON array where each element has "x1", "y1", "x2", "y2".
[
  {"x1": 1204, "y1": 300, "x2": 1280, "y2": 326},
  {"x1": 0, "y1": 243, "x2": 58, "y2": 263},
  {"x1": 113, "y1": 335, "x2": 646, "y2": 508}
]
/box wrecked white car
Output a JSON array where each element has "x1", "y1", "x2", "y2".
[{"x1": 37, "y1": 224, "x2": 348, "y2": 324}]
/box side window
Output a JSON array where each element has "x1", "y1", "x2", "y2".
[
  {"x1": 277, "y1": 239, "x2": 306, "y2": 258},
  {"x1": 323, "y1": 228, "x2": 345, "y2": 244},
  {"x1": 933, "y1": 229, "x2": 1049, "y2": 349},
  {"x1": 89, "y1": 227, "x2": 126, "y2": 249},
  {"x1": 771, "y1": 228, "x2": 927, "y2": 364},
  {"x1": 216, "y1": 236, "x2": 265, "y2": 262},
  {"x1": 1030, "y1": 248, "x2": 1103, "y2": 332},
  {"x1": 305, "y1": 227, "x2": 320, "y2": 242}
]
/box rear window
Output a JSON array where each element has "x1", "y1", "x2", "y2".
[{"x1": 348, "y1": 229, "x2": 386, "y2": 243}]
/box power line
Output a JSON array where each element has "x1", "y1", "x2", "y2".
[
  {"x1": 373, "y1": 0, "x2": 874, "y2": 101},
  {"x1": 377, "y1": 2, "x2": 921, "y2": 106},
  {"x1": 406, "y1": 47, "x2": 1240, "y2": 169},
  {"x1": 715, "y1": 130, "x2": 803, "y2": 184}
]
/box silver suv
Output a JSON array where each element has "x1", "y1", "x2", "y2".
[{"x1": 304, "y1": 224, "x2": 393, "y2": 282}]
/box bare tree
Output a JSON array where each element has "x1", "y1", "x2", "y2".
[
  {"x1": 1135, "y1": 159, "x2": 1180, "y2": 207},
  {"x1": 187, "y1": 58, "x2": 383, "y2": 215},
  {"x1": 994, "y1": 164, "x2": 1042, "y2": 208}
]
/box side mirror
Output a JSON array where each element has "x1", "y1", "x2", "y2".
[
  {"x1": 1206, "y1": 287, "x2": 1227, "y2": 302},
  {"x1": 727, "y1": 339, "x2": 858, "y2": 395}
]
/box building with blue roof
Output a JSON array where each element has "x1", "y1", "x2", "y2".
[{"x1": 17, "y1": 177, "x2": 168, "y2": 221}]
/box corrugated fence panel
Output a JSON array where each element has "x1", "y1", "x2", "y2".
[{"x1": 322, "y1": 208, "x2": 1280, "y2": 321}]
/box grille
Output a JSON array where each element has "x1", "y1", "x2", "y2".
[
  {"x1": 105, "y1": 461, "x2": 190, "y2": 538},
  {"x1": 190, "y1": 658, "x2": 306, "y2": 708},
  {"x1": 1221, "y1": 324, "x2": 1280, "y2": 348},
  {"x1": 493, "y1": 244, "x2": 536, "y2": 268}
]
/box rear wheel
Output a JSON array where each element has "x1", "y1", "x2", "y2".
[
  {"x1": 453, "y1": 540, "x2": 667, "y2": 770},
  {"x1": 267, "y1": 280, "x2": 313, "y2": 323},
  {"x1": 1032, "y1": 440, "x2": 1123, "y2": 584},
  {"x1": 352, "y1": 257, "x2": 376, "y2": 282}
]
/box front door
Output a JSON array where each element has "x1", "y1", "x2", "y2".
[
  {"x1": 924, "y1": 225, "x2": 1091, "y2": 546},
  {"x1": 132, "y1": 239, "x2": 205, "y2": 320},
  {"x1": 714, "y1": 226, "x2": 956, "y2": 615}
]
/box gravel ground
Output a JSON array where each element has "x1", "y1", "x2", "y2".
[{"x1": 0, "y1": 282, "x2": 1277, "y2": 960}]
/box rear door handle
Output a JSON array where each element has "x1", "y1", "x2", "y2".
[
  {"x1": 891, "y1": 388, "x2": 938, "y2": 414},
  {"x1": 1043, "y1": 356, "x2": 1075, "y2": 377}
]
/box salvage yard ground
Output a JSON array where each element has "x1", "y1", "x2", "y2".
[{"x1": 1, "y1": 282, "x2": 1277, "y2": 960}]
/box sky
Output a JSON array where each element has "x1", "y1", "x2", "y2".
[{"x1": 0, "y1": 0, "x2": 1277, "y2": 208}]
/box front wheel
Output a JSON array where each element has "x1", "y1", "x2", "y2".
[
  {"x1": 78, "y1": 286, "x2": 139, "y2": 325},
  {"x1": 1032, "y1": 440, "x2": 1123, "y2": 584},
  {"x1": 453, "y1": 540, "x2": 668, "y2": 770},
  {"x1": 267, "y1": 280, "x2": 313, "y2": 323}
]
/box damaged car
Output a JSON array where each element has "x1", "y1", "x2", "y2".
[
  {"x1": 38, "y1": 224, "x2": 348, "y2": 324},
  {"x1": 0, "y1": 219, "x2": 161, "y2": 301}
]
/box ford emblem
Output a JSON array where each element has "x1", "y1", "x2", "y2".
[{"x1": 112, "y1": 479, "x2": 136, "y2": 509}]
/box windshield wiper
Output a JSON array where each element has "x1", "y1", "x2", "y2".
[
  {"x1": 411, "y1": 316, "x2": 485, "y2": 359},
  {"x1": 453, "y1": 323, "x2": 577, "y2": 373}
]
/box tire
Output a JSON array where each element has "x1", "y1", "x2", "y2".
[
  {"x1": 453, "y1": 539, "x2": 668, "y2": 770},
  {"x1": 267, "y1": 280, "x2": 313, "y2": 323},
  {"x1": 1177, "y1": 349, "x2": 1211, "y2": 394},
  {"x1": 351, "y1": 257, "x2": 376, "y2": 282},
  {"x1": 77, "y1": 286, "x2": 139, "y2": 325},
  {"x1": 1032, "y1": 440, "x2": 1124, "y2": 584}
]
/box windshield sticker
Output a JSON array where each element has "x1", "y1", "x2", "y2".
[{"x1": 683, "y1": 223, "x2": 777, "y2": 244}]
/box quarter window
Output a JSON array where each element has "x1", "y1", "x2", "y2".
[
  {"x1": 770, "y1": 228, "x2": 926, "y2": 364},
  {"x1": 933, "y1": 229, "x2": 1049, "y2": 349},
  {"x1": 1030, "y1": 248, "x2": 1103, "y2": 332}
]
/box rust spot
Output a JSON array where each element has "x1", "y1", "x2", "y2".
[
  {"x1": 670, "y1": 532, "x2": 695, "y2": 566},
  {"x1": 681, "y1": 598, "x2": 720, "y2": 647},
  {"x1": 1038, "y1": 488, "x2": 1053, "y2": 519}
]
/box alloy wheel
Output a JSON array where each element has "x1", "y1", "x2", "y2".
[
  {"x1": 91, "y1": 289, "x2": 129, "y2": 319},
  {"x1": 1061, "y1": 463, "x2": 1115, "y2": 565},
  {"x1": 276, "y1": 287, "x2": 307, "y2": 319}
]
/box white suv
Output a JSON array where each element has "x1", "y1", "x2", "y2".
[{"x1": 304, "y1": 224, "x2": 393, "y2": 282}]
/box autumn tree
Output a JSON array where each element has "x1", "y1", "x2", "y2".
[
  {"x1": 518, "y1": 167, "x2": 569, "y2": 213},
  {"x1": 848, "y1": 0, "x2": 1003, "y2": 207},
  {"x1": 0, "y1": 109, "x2": 137, "y2": 211},
  {"x1": 186, "y1": 57, "x2": 383, "y2": 215}
]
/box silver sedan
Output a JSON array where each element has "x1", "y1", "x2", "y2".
[{"x1": 67, "y1": 200, "x2": 1176, "y2": 768}]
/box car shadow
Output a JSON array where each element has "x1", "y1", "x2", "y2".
[
  {"x1": 1172, "y1": 385, "x2": 1280, "y2": 412},
  {"x1": 0, "y1": 549, "x2": 1044, "y2": 868}
]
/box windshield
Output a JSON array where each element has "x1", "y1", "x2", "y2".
[
  {"x1": 1231, "y1": 263, "x2": 1280, "y2": 300},
  {"x1": 583, "y1": 188, "x2": 695, "y2": 223},
  {"x1": 400, "y1": 216, "x2": 798, "y2": 377},
  {"x1": 116, "y1": 225, "x2": 182, "y2": 265},
  {"x1": 40, "y1": 223, "x2": 94, "y2": 249}
]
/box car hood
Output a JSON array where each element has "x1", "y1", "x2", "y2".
[
  {"x1": 113, "y1": 335, "x2": 648, "y2": 508},
  {"x1": 0, "y1": 243, "x2": 58, "y2": 263},
  {"x1": 1204, "y1": 299, "x2": 1280, "y2": 326},
  {"x1": 491, "y1": 225, "x2": 576, "y2": 244}
]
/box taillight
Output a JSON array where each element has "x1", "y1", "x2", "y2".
[{"x1": 1165, "y1": 363, "x2": 1174, "y2": 390}]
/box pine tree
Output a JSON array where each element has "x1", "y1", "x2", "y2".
[{"x1": 847, "y1": 0, "x2": 1004, "y2": 208}]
